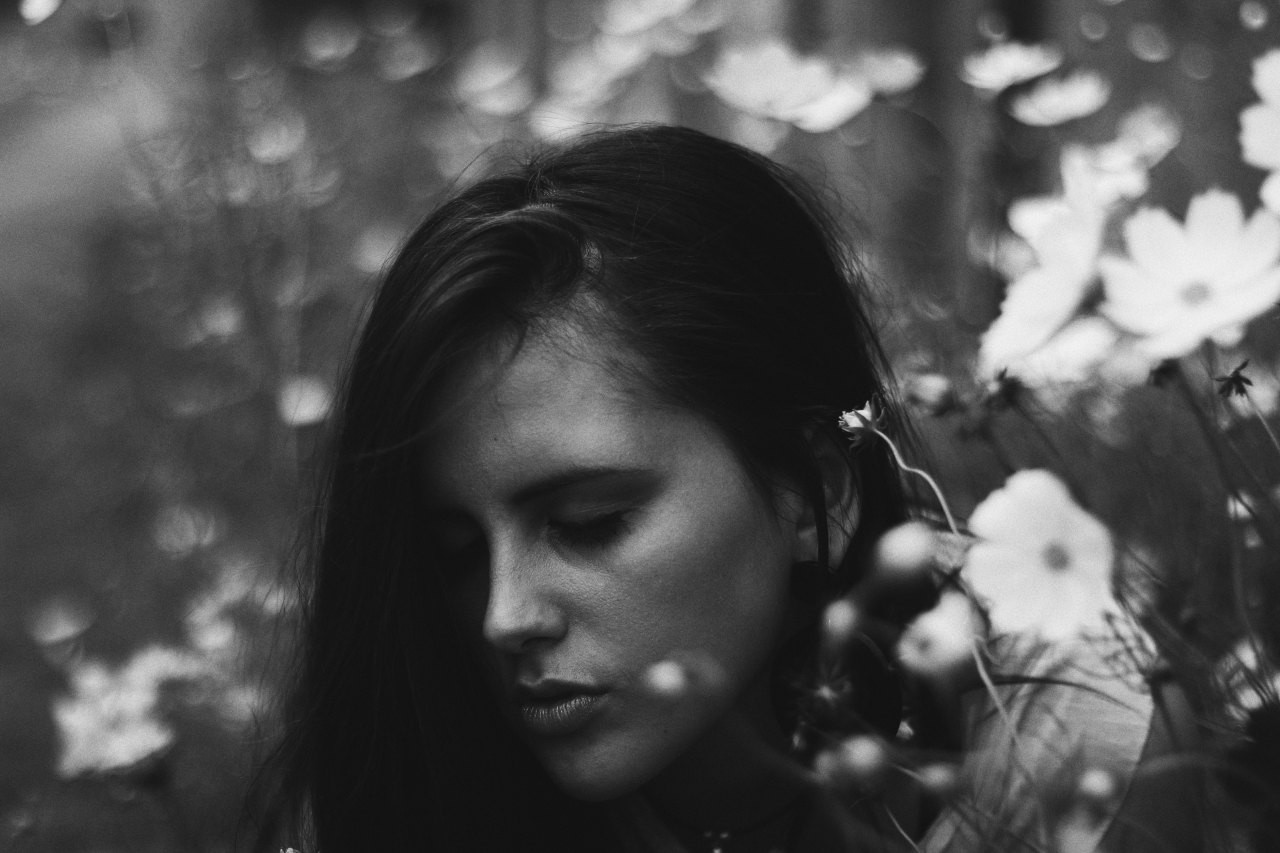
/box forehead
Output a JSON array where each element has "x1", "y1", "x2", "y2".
[{"x1": 418, "y1": 323, "x2": 701, "y2": 504}]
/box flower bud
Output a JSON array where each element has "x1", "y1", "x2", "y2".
[
  {"x1": 814, "y1": 735, "x2": 890, "y2": 790},
  {"x1": 917, "y1": 762, "x2": 961, "y2": 798},
  {"x1": 874, "y1": 520, "x2": 939, "y2": 577},
  {"x1": 820, "y1": 599, "x2": 859, "y2": 656},
  {"x1": 863, "y1": 521, "x2": 941, "y2": 622},
  {"x1": 896, "y1": 591, "x2": 982, "y2": 681}
]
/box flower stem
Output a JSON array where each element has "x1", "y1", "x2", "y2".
[
  {"x1": 872, "y1": 426, "x2": 961, "y2": 535},
  {"x1": 970, "y1": 642, "x2": 1052, "y2": 840},
  {"x1": 971, "y1": 643, "x2": 1025, "y2": 757},
  {"x1": 1246, "y1": 393, "x2": 1280, "y2": 459}
]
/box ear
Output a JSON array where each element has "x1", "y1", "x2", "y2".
[{"x1": 791, "y1": 428, "x2": 860, "y2": 570}]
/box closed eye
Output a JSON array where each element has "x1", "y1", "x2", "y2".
[{"x1": 547, "y1": 511, "x2": 631, "y2": 549}]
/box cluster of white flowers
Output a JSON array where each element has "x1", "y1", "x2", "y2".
[
  {"x1": 46, "y1": 552, "x2": 288, "y2": 779},
  {"x1": 1241, "y1": 49, "x2": 1280, "y2": 213},
  {"x1": 945, "y1": 45, "x2": 1280, "y2": 652},
  {"x1": 703, "y1": 39, "x2": 923, "y2": 140},
  {"x1": 53, "y1": 646, "x2": 209, "y2": 778},
  {"x1": 978, "y1": 107, "x2": 1180, "y2": 395},
  {"x1": 978, "y1": 60, "x2": 1280, "y2": 404},
  {"x1": 528, "y1": 0, "x2": 723, "y2": 137}
]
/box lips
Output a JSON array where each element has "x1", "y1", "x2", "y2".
[{"x1": 513, "y1": 680, "x2": 607, "y2": 737}]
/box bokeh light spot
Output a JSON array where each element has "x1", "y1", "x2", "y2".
[
  {"x1": 1080, "y1": 13, "x2": 1109, "y2": 41},
  {"x1": 1241, "y1": 1, "x2": 1269, "y2": 30},
  {"x1": 277, "y1": 375, "x2": 333, "y2": 427},
  {"x1": 19, "y1": 0, "x2": 61, "y2": 25},
  {"x1": 1128, "y1": 23, "x2": 1172, "y2": 63}
]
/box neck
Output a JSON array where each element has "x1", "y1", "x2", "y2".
[{"x1": 641, "y1": 676, "x2": 808, "y2": 831}]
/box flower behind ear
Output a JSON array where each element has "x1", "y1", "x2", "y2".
[{"x1": 838, "y1": 399, "x2": 886, "y2": 450}]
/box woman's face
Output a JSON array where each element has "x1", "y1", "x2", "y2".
[{"x1": 419, "y1": 324, "x2": 806, "y2": 801}]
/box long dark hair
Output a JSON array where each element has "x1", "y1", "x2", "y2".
[{"x1": 249, "y1": 124, "x2": 911, "y2": 851}]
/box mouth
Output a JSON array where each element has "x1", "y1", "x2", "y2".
[{"x1": 513, "y1": 680, "x2": 608, "y2": 737}]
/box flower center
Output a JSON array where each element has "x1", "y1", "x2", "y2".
[
  {"x1": 1180, "y1": 280, "x2": 1212, "y2": 306},
  {"x1": 1042, "y1": 541, "x2": 1072, "y2": 572}
]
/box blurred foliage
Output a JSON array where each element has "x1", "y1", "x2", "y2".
[{"x1": 1, "y1": 0, "x2": 1279, "y2": 850}]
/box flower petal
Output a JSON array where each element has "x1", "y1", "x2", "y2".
[
  {"x1": 1217, "y1": 205, "x2": 1280, "y2": 286},
  {"x1": 1263, "y1": 171, "x2": 1280, "y2": 214},
  {"x1": 789, "y1": 74, "x2": 872, "y2": 132},
  {"x1": 1122, "y1": 206, "x2": 1191, "y2": 284},
  {"x1": 1253, "y1": 49, "x2": 1280, "y2": 106},
  {"x1": 969, "y1": 470, "x2": 1073, "y2": 544},
  {"x1": 1008, "y1": 317, "x2": 1121, "y2": 388},
  {"x1": 1097, "y1": 256, "x2": 1184, "y2": 336},
  {"x1": 1183, "y1": 189, "x2": 1245, "y2": 280},
  {"x1": 1241, "y1": 103, "x2": 1280, "y2": 171},
  {"x1": 1133, "y1": 268, "x2": 1280, "y2": 359},
  {"x1": 979, "y1": 265, "x2": 1094, "y2": 370}
]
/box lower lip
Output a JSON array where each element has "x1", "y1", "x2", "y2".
[{"x1": 517, "y1": 693, "x2": 606, "y2": 737}]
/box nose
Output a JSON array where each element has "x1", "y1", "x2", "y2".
[{"x1": 481, "y1": 539, "x2": 567, "y2": 654}]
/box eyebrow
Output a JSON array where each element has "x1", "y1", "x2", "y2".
[{"x1": 509, "y1": 465, "x2": 653, "y2": 505}]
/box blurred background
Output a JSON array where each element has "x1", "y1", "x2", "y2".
[{"x1": 1, "y1": 0, "x2": 1276, "y2": 849}]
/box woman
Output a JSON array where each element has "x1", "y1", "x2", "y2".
[{"x1": 250, "y1": 125, "x2": 1187, "y2": 852}]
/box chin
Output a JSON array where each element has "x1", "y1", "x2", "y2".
[
  {"x1": 538, "y1": 750, "x2": 651, "y2": 802},
  {"x1": 534, "y1": 734, "x2": 676, "y2": 802}
]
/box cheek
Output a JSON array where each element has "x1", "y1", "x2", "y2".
[{"x1": 620, "y1": 483, "x2": 794, "y2": 665}]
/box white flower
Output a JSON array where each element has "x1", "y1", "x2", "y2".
[
  {"x1": 1099, "y1": 189, "x2": 1280, "y2": 359},
  {"x1": 978, "y1": 155, "x2": 1110, "y2": 378},
  {"x1": 1008, "y1": 70, "x2": 1110, "y2": 126},
  {"x1": 897, "y1": 591, "x2": 985, "y2": 678},
  {"x1": 987, "y1": 317, "x2": 1151, "y2": 403},
  {"x1": 1240, "y1": 49, "x2": 1280, "y2": 213},
  {"x1": 705, "y1": 41, "x2": 872, "y2": 133},
  {"x1": 52, "y1": 646, "x2": 208, "y2": 777},
  {"x1": 964, "y1": 470, "x2": 1119, "y2": 641},
  {"x1": 961, "y1": 41, "x2": 1063, "y2": 92},
  {"x1": 846, "y1": 47, "x2": 926, "y2": 96},
  {"x1": 1115, "y1": 103, "x2": 1182, "y2": 166},
  {"x1": 979, "y1": 219, "x2": 1101, "y2": 377}
]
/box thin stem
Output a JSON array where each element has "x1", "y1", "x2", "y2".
[
  {"x1": 872, "y1": 427, "x2": 961, "y2": 535},
  {"x1": 969, "y1": 643, "x2": 1052, "y2": 842},
  {"x1": 884, "y1": 805, "x2": 924, "y2": 853},
  {"x1": 971, "y1": 644, "x2": 1025, "y2": 757},
  {"x1": 1246, "y1": 393, "x2": 1280, "y2": 459},
  {"x1": 1169, "y1": 365, "x2": 1269, "y2": 642}
]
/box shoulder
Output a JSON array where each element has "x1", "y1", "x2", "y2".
[{"x1": 921, "y1": 627, "x2": 1156, "y2": 852}]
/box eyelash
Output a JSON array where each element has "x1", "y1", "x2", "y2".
[
  {"x1": 548, "y1": 511, "x2": 631, "y2": 548},
  {"x1": 434, "y1": 511, "x2": 631, "y2": 576}
]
